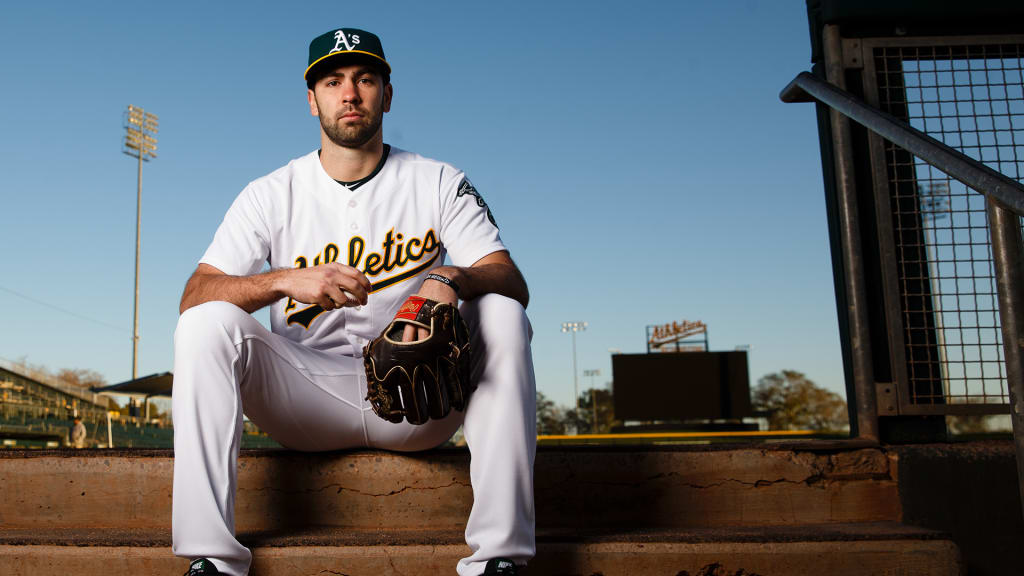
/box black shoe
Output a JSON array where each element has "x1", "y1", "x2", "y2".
[
  {"x1": 184, "y1": 558, "x2": 220, "y2": 575},
  {"x1": 483, "y1": 557, "x2": 520, "y2": 575}
]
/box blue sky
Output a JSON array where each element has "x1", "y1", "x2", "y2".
[{"x1": 0, "y1": 1, "x2": 844, "y2": 410}]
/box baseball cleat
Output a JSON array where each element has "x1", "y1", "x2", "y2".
[
  {"x1": 184, "y1": 558, "x2": 220, "y2": 575},
  {"x1": 483, "y1": 557, "x2": 520, "y2": 574}
]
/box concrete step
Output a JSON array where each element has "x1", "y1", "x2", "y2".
[
  {"x1": 0, "y1": 523, "x2": 960, "y2": 575},
  {"x1": 0, "y1": 443, "x2": 900, "y2": 531}
]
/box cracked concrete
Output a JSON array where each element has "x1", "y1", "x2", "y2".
[
  {"x1": 5, "y1": 442, "x2": 1005, "y2": 575},
  {"x1": 535, "y1": 448, "x2": 898, "y2": 529},
  {"x1": 0, "y1": 447, "x2": 899, "y2": 531},
  {"x1": 382, "y1": 547, "x2": 407, "y2": 576},
  {"x1": 248, "y1": 478, "x2": 470, "y2": 498}
]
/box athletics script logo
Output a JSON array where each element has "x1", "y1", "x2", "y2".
[
  {"x1": 457, "y1": 178, "x2": 497, "y2": 228},
  {"x1": 331, "y1": 30, "x2": 361, "y2": 53},
  {"x1": 283, "y1": 229, "x2": 442, "y2": 329}
]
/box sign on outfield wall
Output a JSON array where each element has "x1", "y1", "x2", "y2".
[{"x1": 646, "y1": 319, "x2": 708, "y2": 353}]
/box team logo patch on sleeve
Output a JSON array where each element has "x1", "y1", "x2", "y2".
[{"x1": 457, "y1": 178, "x2": 498, "y2": 228}]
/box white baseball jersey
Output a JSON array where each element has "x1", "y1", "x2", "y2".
[
  {"x1": 199, "y1": 145, "x2": 504, "y2": 355},
  {"x1": 176, "y1": 144, "x2": 535, "y2": 576}
]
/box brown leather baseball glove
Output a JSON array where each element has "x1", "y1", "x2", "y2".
[{"x1": 363, "y1": 296, "x2": 474, "y2": 424}]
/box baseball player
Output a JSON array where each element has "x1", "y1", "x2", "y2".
[{"x1": 172, "y1": 28, "x2": 536, "y2": 576}]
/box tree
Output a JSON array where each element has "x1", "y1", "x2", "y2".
[
  {"x1": 574, "y1": 387, "x2": 618, "y2": 434},
  {"x1": 55, "y1": 368, "x2": 107, "y2": 390},
  {"x1": 560, "y1": 408, "x2": 588, "y2": 435},
  {"x1": 55, "y1": 368, "x2": 118, "y2": 410},
  {"x1": 536, "y1": 391, "x2": 567, "y2": 435},
  {"x1": 752, "y1": 370, "x2": 848, "y2": 432},
  {"x1": 10, "y1": 357, "x2": 52, "y2": 382}
]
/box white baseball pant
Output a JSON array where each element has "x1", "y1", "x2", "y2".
[{"x1": 171, "y1": 295, "x2": 536, "y2": 576}]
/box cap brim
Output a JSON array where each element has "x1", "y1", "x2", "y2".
[{"x1": 304, "y1": 50, "x2": 391, "y2": 81}]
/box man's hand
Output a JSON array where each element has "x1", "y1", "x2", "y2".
[
  {"x1": 402, "y1": 272, "x2": 457, "y2": 342},
  {"x1": 281, "y1": 263, "x2": 372, "y2": 310},
  {"x1": 179, "y1": 262, "x2": 372, "y2": 315}
]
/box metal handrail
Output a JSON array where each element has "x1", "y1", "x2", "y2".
[{"x1": 781, "y1": 71, "x2": 1024, "y2": 216}]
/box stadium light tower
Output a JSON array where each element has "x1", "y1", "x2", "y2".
[
  {"x1": 920, "y1": 182, "x2": 951, "y2": 387},
  {"x1": 561, "y1": 321, "x2": 588, "y2": 417},
  {"x1": 122, "y1": 105, "x2": 158, "y2": 381}
]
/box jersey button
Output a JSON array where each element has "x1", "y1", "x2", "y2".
[
  {"x1": 348, "y1": 200, "x2": 357, "y2": 208},
  {"x1": 350, "y1": 222, "x2": 359, "y2": 231}
]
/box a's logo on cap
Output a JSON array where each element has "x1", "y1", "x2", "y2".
[{"x1": 331, "y1": 29, "x2": 361, "y2": 53}]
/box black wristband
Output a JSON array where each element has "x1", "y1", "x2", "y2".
[{"x1": 425, "y1": 273, "x2": 460, "y2": 296}]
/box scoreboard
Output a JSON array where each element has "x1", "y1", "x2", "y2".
[{"x1": 612, "y1": 351, "x2": 752, "y2": 421}]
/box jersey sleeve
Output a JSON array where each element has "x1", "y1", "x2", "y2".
[
  {"x1": 199, "y1": 184, "x2": 272, "y2": 276},
  {"x1": 438, "y1": 166, "x2": 506, "y2": 267}
]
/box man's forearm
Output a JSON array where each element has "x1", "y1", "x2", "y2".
[
  {"x1": 432, "y1": 260, "x2": 529, "y2": 309},
  {"x1": 179, "y1": 268, "x2": 285, "y2": 315},
  {"x1": 181, "y1": 262, "x2": 372, "y2": 316}
]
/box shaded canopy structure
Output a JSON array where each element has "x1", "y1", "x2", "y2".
[
  {"x1": 91, "y1": 372, "x2": 173, "y2": 419},
  {"x1": 91, "y1": 372, "x2": 173, "y2": 398}
]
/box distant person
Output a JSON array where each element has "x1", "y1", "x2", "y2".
[{"x1": 70, "y1": 417, "x2": 86, "y2": 449}]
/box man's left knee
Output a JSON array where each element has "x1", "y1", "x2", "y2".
[{"x1": 462, "y1": 294, "x2": 531, "y2": 344}]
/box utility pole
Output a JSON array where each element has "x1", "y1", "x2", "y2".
[
  {"x1": 122, "y1": 105, "x2": 158, "y2": 384},
  {"x1": 583, "y1": 369, "x2": 600, "y2": 433}
]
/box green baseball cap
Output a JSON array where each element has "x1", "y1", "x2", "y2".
[{"x1": 305, "y1": 28, "x2": 391, "y2": 82}]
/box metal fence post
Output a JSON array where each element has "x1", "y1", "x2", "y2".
[
  {"x1": 822, "y1": 25, "x2": 879, "y2": 441},
  {"x1": 988, "y1": 199, "x2": 1024, "y2": 517}
]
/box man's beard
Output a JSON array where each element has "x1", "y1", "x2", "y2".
[{"x1": 320, "y1": 107, "x2": 383, "y2": 148}]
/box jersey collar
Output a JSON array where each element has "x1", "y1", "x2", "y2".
[{"x1": 317, "y1": 144, "x2": 391, "y2": 191}]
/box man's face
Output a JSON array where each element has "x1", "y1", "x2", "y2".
[{"x1": 308, "y1": 64, "x2": 392, "y2": 148}]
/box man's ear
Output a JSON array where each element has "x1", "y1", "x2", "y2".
[
  {"x1": 383, "y1": 83, "x2": 393, "y2": 113},
  {"x1": 308, "y1": 89, "x2": 319, "y2": 117}
]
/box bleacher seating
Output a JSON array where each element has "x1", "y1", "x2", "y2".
[{"x1": 0, "y1": 414, "x2": 281, "y2": 449}]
